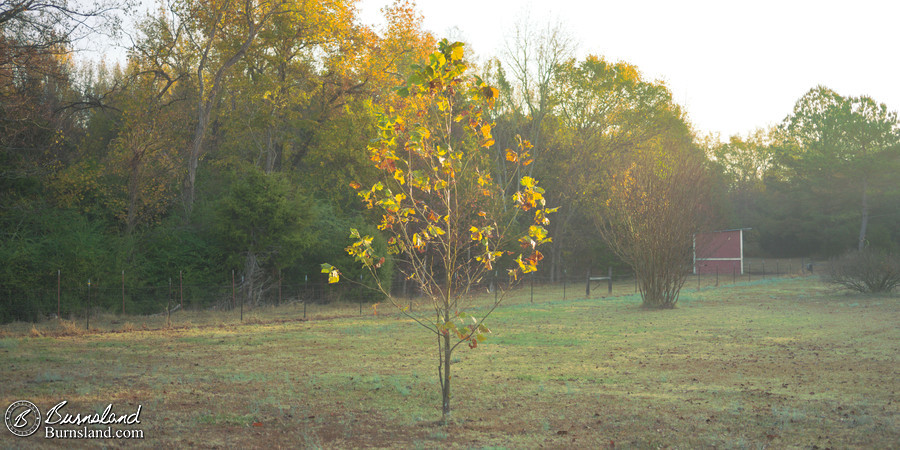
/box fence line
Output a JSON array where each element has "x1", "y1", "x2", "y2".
[{"x1": 1, "y1": 258, "x2": 818, "y2": 326}]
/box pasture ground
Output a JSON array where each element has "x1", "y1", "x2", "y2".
[{"x1": 1, "y1": 276, "x2": 897, "y2": 448}]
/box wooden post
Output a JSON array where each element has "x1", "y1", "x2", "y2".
[
  {"x1": 86, "y1": 279, "x2": 91, "y2": 330},
  {"x1": 168, "y1": 277, "x2": 172, "y2": 327},
  {"x1": 57, "y1": 269, "x2": 61, "y2": 318},
  {"x1": 240, "y1": 275, "x2": 244, "y2": 322},
  {"x1": 232, "y1": 270, "x2": 235, "y2": 310},
  {"x1": 122, "y1": 270, "x2": 125, "y2": 315},
  {"x1": 586, "y1": 267, "x2": 590, "y2": 297},
  {"x1": 179, "y1": 270, "x2": 183, "y2": 309},
  {"x1": 608, "y1": 267, "x2": 612, "y2": 295}
]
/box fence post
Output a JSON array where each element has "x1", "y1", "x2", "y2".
[
  {"x1": 180, "y1": 270, "x2": 183, "y2": 309},
  {"x1": 563, "y1": 269, "x2": 567, "y2": 300},
  {"x1": 168, "y1": 278, "x2": 172, "y2": 327},
  {"x1": 608, "y1": 267, "x2": 612, "y2": 295},
  {"x1": 586, "y1": 267, "x2": 590, "y2": 297},
  {"x1": 122, "y1": 270, "x2": 125, "y2": 315},
  {"x1": 232, "y1": 270, "x2": 235, "y2": 310},
  {"x1": 57, "y1": 269, "x2": 61, "y2": 319},
  {"x1": 86, "y1": 278, "x2": 91, "y2": 330},
  {"x1": 277, "y1": 269, "x2": 282, "y2": 307}
]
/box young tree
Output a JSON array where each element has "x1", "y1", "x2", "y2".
[{"x1": 322, "y1": 40, "x2": 554, "y2": 424}]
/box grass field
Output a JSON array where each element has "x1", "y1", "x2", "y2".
[{"x1": 1, "y1": 276, "x2": 897, "y2": 448}]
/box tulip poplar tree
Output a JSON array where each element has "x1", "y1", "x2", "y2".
[{"x1": 321, "y1": 40, "x2": 555, "y2": 424}]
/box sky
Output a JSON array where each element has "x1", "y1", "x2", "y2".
[{"x1": 357, "y1": 0, "x2": 900, "y2": 139}]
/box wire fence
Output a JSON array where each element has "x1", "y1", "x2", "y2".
[{"x1": 1, "y1": 257, "x2": 819, "y2": 328}]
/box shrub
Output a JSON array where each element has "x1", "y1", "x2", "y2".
[{"x1": 824, "y1": 250, "x2": 900, "y2": 294}]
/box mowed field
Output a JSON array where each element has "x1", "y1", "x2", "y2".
[{"x1": 1, "y1": 277, "x2": 897, "y2": 448}]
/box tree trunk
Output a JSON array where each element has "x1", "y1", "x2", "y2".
[
  {"x1": 858, "y1": 178, "x2": 869, "y2": 252},
  {"x1": 184, "y1": 94, "x2": 210, "y2": 217},
  {"x1": 182, "y1": 9, "x2": 269, "y2": 217},
  {"x1": 440, "y1": 331, "x2": 452, "y2": 424},
  {"x1": 126, "y1": 154, "x2": 141, "y2": 236}
]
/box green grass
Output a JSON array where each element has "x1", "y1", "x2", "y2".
[{"x1": 0, "y1": 276, "x2": 897, "y2": 448}]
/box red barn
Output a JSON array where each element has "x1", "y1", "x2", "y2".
[{"x1": 693, "y1": 229, "x2": 748, "y2": 275}]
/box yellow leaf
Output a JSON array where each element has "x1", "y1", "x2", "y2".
[
  {"x1": 451, "y1": 44, "x2": 464, "y2": 61},
  {"x1": 481, "y1": 124, "x2": 492, "y2": 139},
  {"x1": 393, "y1": 169, "x2": 405, "y2": 185}
]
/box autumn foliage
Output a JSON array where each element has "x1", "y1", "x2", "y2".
[
  {"x1": 322, "y1": 40, "x2": 554, "y2": 423},
  {"x1": 598, "y1": 135, "x2": 714, "y2": 309}
]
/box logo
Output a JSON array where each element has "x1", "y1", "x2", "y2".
[{"x1": 5, "y1": 400, "x2": 41, "y2": 437}]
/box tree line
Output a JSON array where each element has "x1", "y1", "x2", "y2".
[{"x1": 2, "y1": 0, "x2": 898, "y2": 322}]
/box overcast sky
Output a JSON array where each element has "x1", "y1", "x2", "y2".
[{"x1": 358, "y1": 0, "x2": 900, "y2": 139}]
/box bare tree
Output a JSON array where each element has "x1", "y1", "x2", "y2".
[{"x1": 502, "y1": 12, "x2": 575, "y2": 149}]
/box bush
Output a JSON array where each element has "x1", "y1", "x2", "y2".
[{"x1": 824, "y1": 250, "x2": 900, "y2": 294}]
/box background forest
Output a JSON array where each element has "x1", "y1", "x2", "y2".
[{"x1": 2, "y1": 0, "x2": 899, "y2": 322}]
